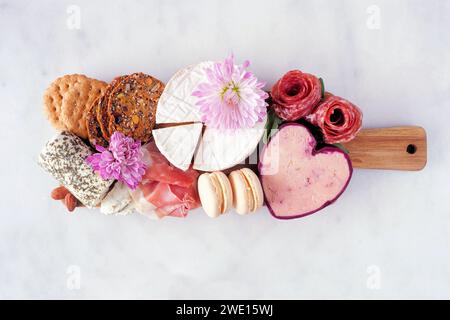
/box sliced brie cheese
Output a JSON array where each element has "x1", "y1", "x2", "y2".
[
  {"x1": 156, "y1": 62, "x2": 213, "y2": 124},
  {"x1": 193, "y1": 116, "x2": 267, "y2": 171},
  {"x1": 153, "y1": 123, "x2": 203, "y2": 171},
  {"x1": 100, "y1": 182, "x2": 133, "y2": 215}
]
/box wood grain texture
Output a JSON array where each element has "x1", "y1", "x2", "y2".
[{"x1": 342, "y1": 126, "x2": 427, "y2": 171}]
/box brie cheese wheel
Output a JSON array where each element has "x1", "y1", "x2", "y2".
[
  {"x1": 193, "y1": 118, "x2": 266, "y2": 171},
  {"x1": 153, "y1": 123, "x2": 203, "y2": 171},
  {"x1": 155, "y1": 61, "x2": 267, "y2": 172},
  {"x1": 156, "y1": 62, "x2": 213, "y2": 124}
]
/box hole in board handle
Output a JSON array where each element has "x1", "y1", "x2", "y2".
[{"x1": 406, "y1": 144, "x2": 417, "y2": 154}]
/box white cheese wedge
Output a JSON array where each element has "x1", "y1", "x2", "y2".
[
  {"x1": 100, "y1": 182, "x2": 133, "y2": 215},
  {"x1": 193, "y1": 116, "x2": 267, "y2": 171},
  {"x1": 156, "y1": 62, "x2": 213, "y2": 124},
  {"x1": 153, "y1": 123, "x2": 203, "y2": 171}
]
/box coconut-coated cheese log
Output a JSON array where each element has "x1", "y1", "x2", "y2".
[{"x1": 38, "y1": 131, "x2": 114, "y2": 208}]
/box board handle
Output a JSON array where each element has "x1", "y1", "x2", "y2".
[{"x1": 342, "y1": 126, "x2": 427, "y2": 171}]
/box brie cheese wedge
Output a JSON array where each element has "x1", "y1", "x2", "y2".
[{"x1": 153, "y1": 123, "x2": 203, "y2": 171}]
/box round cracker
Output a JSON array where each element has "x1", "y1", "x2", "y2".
[
  {"x1": 43, "y1": 75, "x2": 73, "y2": 131},
  {"x1": 44, "y1": 74, "x2": 107, "y2": 139},
  {"x1": 97, "y1": 75, "x2": 128, "y2": 141},
  {"x1": 86, "y1": 97, "x2": 109, "y2": 148},
  {"x1": 107, "y1": 73, "x2": 164, "y2": 143},
  {"x1": 59, "y1": 75, "x2": 107, "y2": 139}
]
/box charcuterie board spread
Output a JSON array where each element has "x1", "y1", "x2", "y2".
[{"x1": 39, "y1": 55, "x2": 427, "y2": 219}]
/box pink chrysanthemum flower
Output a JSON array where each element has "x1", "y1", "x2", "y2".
[
  {"x1": 192, "y1": 55, "x2": 268, "y2": 130},
  {"x1": 86, "y1": 132, "x2": 146, "y2": 189}
]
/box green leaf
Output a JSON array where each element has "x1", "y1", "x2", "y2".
[
  {"x1": 319, "y1": 77, "x2": 325, "y2": 99},
  {"x1": 264, "y1": 111, "x2": 274, "y2": 142},
  {"x1": 332, "y1": 143, "x2": 350, "y2": 154},
  {"x1": 269, "y1": 116, "x2": 283, "y2": 139},
  {"x1": 264, "y1": 109, "x2": 283, "y2": 143}
]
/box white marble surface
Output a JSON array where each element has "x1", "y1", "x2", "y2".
[{"x1": 1, "y1": 0, "x2": 449, "y2": 299}]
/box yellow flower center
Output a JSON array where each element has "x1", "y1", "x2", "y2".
[{"x1": 221, "y1": 82, "x2": 240, "y2": 107}]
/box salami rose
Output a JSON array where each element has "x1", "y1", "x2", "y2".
[
  {"x1": 307, "y1": 93, "x2": 363, "y2": 144},
  {"x1": 271, "y1": 70, "x2": 322, "y2": 121}
]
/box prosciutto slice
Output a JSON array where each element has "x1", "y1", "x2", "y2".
[{"x1": 130, "y1": 142, "x2": 200, "y2": 219}]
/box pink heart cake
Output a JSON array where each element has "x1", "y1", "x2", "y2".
[{"x1": 259, "y1": 123, "x2": 352, "y2": 219}]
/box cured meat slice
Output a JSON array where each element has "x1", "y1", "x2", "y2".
[
  {"x1": 259, "y1": 123, "x2": 352, "y2": 219},
  {"x1": 271, "y1": 70, "x2": 322, "y2": 121},
  {"x1": 130, "y1": 142, "x2": 200, "y2": 219},
  {"x1": 307, "y1": 93, "x2": 363, "y2": 144},
  {"x1": 153, "y1": 123, "x2": 203, "y2": 171},
  {"x1": 141, "y1": 141, "x2": 199, "y2": 187}
]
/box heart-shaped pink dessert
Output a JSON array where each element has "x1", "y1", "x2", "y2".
[{"x1": 259, "y1": 123, "x2": 352, "y2": 219}]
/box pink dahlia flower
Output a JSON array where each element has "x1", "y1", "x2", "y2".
[
  {"x1": 192, "y1": 55, "x2": 268, "y2": 130},
  {"x1": 86, "y1": 132, "x2": 147, "y2": 189}
]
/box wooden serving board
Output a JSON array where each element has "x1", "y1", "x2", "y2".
[{"x1": 342, "y1": 126, "x2": 427, "y2": 171}]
